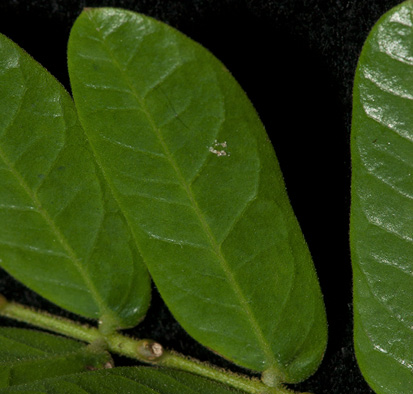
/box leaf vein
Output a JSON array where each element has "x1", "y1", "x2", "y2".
[
  {"x1": 362, "y1": 102, "x2": 413, "y2": 144},
  {"x1": 371, "y1": 252, "x2": 413, "y2": 277},
  {"x1": 82, "y1": 83, "x2": 133, "y2": 94},
  {"x1": 143, "y1": 230, "x2": 208, "y2": 250},
  {"x1": 0, "y1": 239, "x2": 69, "y2": 259},
  {"x1": 141, "y1": 62, "x2": 182, "y2": 100},
  {"x1": 132, "y1": 190, "x2": 191, "y2": 208},
  {"x1": 359, "y1": 159, "x2": 413, "y2": 200},
  {"x1": 0, "y1": 141, "x2": 112, "y2": 320},
  {"x1": 0, "y1": 61, "x2": 26, "y2": 140},
  {"x1": 101, "y1": 135, "x2": 166, "y2": 159},
  {"x1": 362, "y1": 208, "x2": 413, "y2": 243},
  {"x1": 0, "y1": 204, "x2": 37, "y2": 212},
  {"x1": 362, "y1": 66, "x2": 413, "y2": 100},
  {"x1": 356, "y1": 263, "x2": 413, "y2": 336}
]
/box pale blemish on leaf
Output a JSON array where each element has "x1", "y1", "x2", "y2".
[{"x1": 209, "y1": 140, "x2": 229, "y2": 157}]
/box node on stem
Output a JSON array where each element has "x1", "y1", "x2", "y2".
[
  {"x1": 0, "y1": 294, "x2": 7, "y2": 311},
  {"x1": 137, "y1": 339, "x2": 164, "y2": 362}
]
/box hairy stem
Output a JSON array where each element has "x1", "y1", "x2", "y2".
[{"x1": 0, "y1": 297, "x2": 307, "y2": 394}]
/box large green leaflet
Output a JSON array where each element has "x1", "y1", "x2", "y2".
[
  {"x1": 0, "y1": 367, "x2": 244, "y2": 394},
  {"x1": 351, "y1": 1, "x2": 413, "y2": 393},
  {"x1": 68, "y1": 8, "x2": 327, "y2": 382},
  {"x1": 0, "y1": 328, "x2": 112, "y2": 387},
  {"x1": 0, "y1": 33, "x2": 150, "y2": 329}
]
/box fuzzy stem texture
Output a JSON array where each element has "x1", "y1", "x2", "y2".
[{"x1": 0, "y1": 297, "x2": 308, "y2": 394}]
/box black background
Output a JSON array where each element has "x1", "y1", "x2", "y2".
[{"x1": 0, "y1": 1, "x2": 403, "y2": 393}]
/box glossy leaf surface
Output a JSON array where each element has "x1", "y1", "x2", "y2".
[
  {"x1": 351, "y1": 2, "x2": 413, "y2": 393},
  {"x1": 0, "y1": 367, "x2": 243, "y2": 393},
  {"x1": 0, "y1": 327, "x2": 112, "y2": 387},
  {"x1": 0, "y1": 33, "x2": 150, "y2": 328},
  {"x1": 68, "y1": 8, "x2": 327, "y2": 382}
]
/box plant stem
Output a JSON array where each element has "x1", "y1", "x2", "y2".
[
  {"x1": 1, "y1": 300, "x2": 100, "y2": 342},
  {"x1": 0, "y1": 298, "x2": 306, "y2": 394},
  {"x1": 160, "y1": 351, "x2": 294, "y2": 394}
]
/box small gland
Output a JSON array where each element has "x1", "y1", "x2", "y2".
[
  {"x1": 137, "y1": 339, "x2": 164, "y2": 362},
  {"x1": 261, "y1": 367, "x2": 284, "y2": 388}
]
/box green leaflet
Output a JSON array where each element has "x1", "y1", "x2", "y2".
[
  {"x1": 350, "y1": 1, "x2": 413, "y2": 393},
  {"x1": 0, "y1": 327, "x2": 112, "y2": 387},
  {"x1": 68, "y1": 8, "x2": 327, "y2": 382},
  {"x1": 0, "y1": 367, "x2": 244, "y2": 394},
  {"x1": 0, "y1": 33, "x2": 150, "y2": 329}
]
